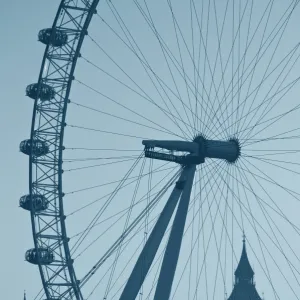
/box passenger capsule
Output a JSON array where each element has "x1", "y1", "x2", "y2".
[
  {"x1": 25, "y1": 248, "x2": 54, "y2": 265},
  {"x1": 20, "y1": 139, "x2": 49, "y2": 157},
  {"x1": 19, "y1": 194, "x2": 49, "y2": 211},
  {"x1": 26, "y1": 83, "x2": 55, "y2": 101},
  {"x1": 38, "y1": 28, "x2": 68, "y2": 47}
]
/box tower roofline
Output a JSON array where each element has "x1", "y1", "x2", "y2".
[
  {"x1": 234, "y1": 235, "x2": 254, "y2": 280},
  {"x1": 228, "y1": 235, "x2": 262, "y2": 300}
]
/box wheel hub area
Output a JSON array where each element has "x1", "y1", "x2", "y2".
[{"x1": 143, "y1": 135, "x2": 241, "y2": 165}]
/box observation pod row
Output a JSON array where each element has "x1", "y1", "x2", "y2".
[
  {"x1": 19, "y1": 194, "x2": 49, "y2": 212},
  {"x1": 21, "y1": 27, "x2": 67, "y2": 271},
  {"x1": 38, "y1": 28, "x2": 68, "y2": 47},
  {"x1": 20, "y1": 139, "x2": 49, "y2": 157},
  {"x1": 26, "y1": 83, "x2": 55, "y2": 101},
  {"x1": 25, "y1": 248, "x2": 54, "y2": 265}
]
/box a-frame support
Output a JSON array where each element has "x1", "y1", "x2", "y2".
[{"x1": 119, "y1": 165, "x2": 196, "y2": 300}]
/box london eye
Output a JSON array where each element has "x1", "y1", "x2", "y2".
[{"x1": 20, "y1": 0, "x2": 300, "y2": 299}]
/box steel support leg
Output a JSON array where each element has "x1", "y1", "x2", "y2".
[
  {"x1": 154, "y1": 164, "x2": 196, "y2": 300},
  {"x1": 119, "y1": 167, "x2": 191, "y2": 300}
]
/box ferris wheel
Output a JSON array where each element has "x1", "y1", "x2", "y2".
[{"x1": 20, "y1": 0, "x2": 300, "y2": 299}]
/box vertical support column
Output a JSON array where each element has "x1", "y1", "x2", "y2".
[
  {"x1": 119, "y1": 167, "x2": 191, "y2": 300},
  {"x1": 154, "y1": 164, "x2": 196, "y2": 300}
]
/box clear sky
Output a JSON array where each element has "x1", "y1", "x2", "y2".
[
  {"x1": 1, "y1": 1, "x2": 59, "y2": 298},
  {"x1": 2, "y1": 0, "x2": 300, "y2": 299}
]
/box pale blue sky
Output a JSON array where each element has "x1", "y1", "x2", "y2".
[
  {"x1": 1, "y1": 1, "x2": 58, "y2": 298},
  {"x1": 2, "y1": 1, "x2": 300, "y2": 299}
]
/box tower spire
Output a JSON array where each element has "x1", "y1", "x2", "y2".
[
  {"x1": 234, "y1": 233, "x2": 254, "y2": 282},
  {"x1": 227, "y1": 236, "x2": 262, "y2": 300},
  {"x1": 23, "y1": 290, "x2": 27, "y2": 300}
]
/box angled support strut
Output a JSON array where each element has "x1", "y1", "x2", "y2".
[
  {"x1": 154, "y1": 164, "x2": 196, "y2": 300},
  {"x1": 119, "y1": 166, "x2": 192, "y2": 300}
]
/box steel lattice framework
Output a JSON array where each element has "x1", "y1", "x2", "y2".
[{"x1": 26, "y1": 1, "x2": 99, "y2": 299}]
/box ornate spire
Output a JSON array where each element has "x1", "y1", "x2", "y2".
[
  {"x1": 234, "y1": 233, "x2": 254, "y2": 282},
  {"x1": 227, "y1": 235, "x2": 262, "y2": 300}
]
